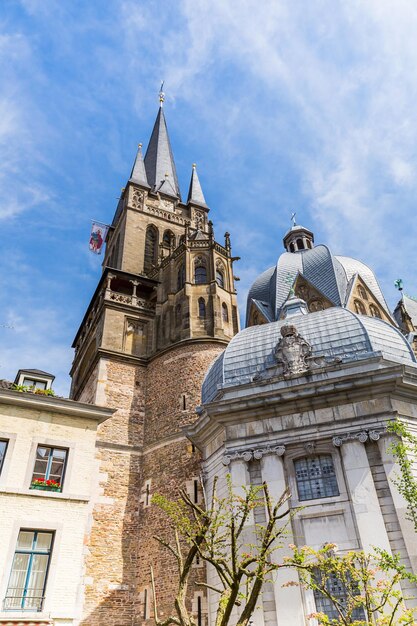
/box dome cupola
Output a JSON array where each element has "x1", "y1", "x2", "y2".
[{"x1": 283, "y1": 223, "x2": 314, "y2": 252}]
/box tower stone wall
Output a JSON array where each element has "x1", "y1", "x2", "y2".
[{"x1": 69, "y1": 102, "x2": 239, "y2": 625}]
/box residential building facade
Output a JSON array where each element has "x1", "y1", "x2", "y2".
[{"x1": 0, "y1": 370, "x2": 112, "y2": 626}]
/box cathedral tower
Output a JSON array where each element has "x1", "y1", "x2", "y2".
[{"x1": 70, "y1": 93, "x2": 239, "y2": 625}]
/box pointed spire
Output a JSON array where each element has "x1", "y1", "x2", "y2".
[
  {"x1": 129, "y1": 143, "x2": 149, "y2": 187},
  {"x1": 144, "y1": 104, "x2": 181, "y2": 200},
  {"x1": 187, "y1": 163, "x2": 208, "y2": 207}
]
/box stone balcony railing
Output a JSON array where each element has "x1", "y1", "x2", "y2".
[{"x1": 104, "y1": 288, "x2": 156, "y2": 312}]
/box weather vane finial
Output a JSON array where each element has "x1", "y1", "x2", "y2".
[
  {"x1": 291, "y1": 212, "x2": 297, "y2": 227},
  {"x1": 159, "y1": 81, "x2": 165, "y2": 106}
]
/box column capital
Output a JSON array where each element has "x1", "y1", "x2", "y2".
[
  {"x1": 332, "y1": 427, "x2": 387, "y2": 447},
  {"x1": 222, "y1": 444, "x2": 285, "y2": 466}
]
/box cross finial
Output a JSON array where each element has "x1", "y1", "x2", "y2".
[
  {"x1": 291, "y1": 212, "x2": 297, "y2": 227},
  {"x1": 159, "y1": 81, "x2": 165, "y2": 106}
]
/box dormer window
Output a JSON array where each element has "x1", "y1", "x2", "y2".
[{"x1": 14, "y1": 369, "x2": 55, "y2": 391}]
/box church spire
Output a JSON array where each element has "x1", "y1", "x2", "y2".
[
  {"x1": 144, "y1": 98, "x2": 181, "y2": 200},
  {"x1": 129, "y1": 143, "x2": 149, "y2": 187},
  {"x1": 187, "y1": 163, "x2": 208, "y2": 207}
]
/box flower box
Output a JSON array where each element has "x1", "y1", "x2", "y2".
[{"x1": 30, "y1": 479, "x2": 61, "y2": 492}]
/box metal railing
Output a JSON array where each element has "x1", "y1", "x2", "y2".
[{"x1": 3, "y1": 592, "x2": 45, "y2": 611}]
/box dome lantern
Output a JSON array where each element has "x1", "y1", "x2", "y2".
[{"x1": 283, "y1": 224, "x2": 314, "y2": 252}]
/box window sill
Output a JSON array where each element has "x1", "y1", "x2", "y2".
[
  {"x1": 0, "y1": 611, "x2": 51, "y2": 622},
  {"x1": 0, "y1": 486, "x2": 89, "y2": 502}
]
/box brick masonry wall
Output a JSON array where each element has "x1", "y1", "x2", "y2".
[{"x1": 80, "y1": 359, "x2": 146, "y2": 626}]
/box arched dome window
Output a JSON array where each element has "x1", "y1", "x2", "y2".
[
  {"x1": 357, "y1": 285, "x2": 368, "y2": 300},
  {"x1": 144, "y1": 225, "x2": 158, "y2": 273},
  {"x1": 309, "y1": 299, "x2": 324, "y2": 312},
  {"x1": 289, "y1": 242, "x2": 295, "y2": 252},
  {"x1": 222, "y1": 303, "x2": 229, "y2": 323},
  {"x1": 216, "y1": 269, "x2": 224, "y2": 288},
  {"x1": 296, "y1": 238, "x2": 304, "y2": 250},
  {"x1": 354, "y1": 299, "x2": 366, "y2": 315},
  {"x1": 177, "y1": 264, "x2": 185, "y2": 291},
  {"x1": 198, "y1": 297, "x2": 206, "y2": 318},
  {"x1": 369, "y1": 304, "x2": 381, "y2": 318}
]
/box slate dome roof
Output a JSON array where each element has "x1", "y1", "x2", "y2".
[
  {"x1": 246, "y1": 245, "x2": 389, "y2": 324},
  {"x1": 202, "y1": 307, "x2": 416, "y2": 404}
]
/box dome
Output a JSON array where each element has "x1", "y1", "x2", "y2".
[
  {"x1": 246, "y1": 245, "x2": 389, "y2": 325},
  {"x1": 202, "y1": 307, "x2": 416, "y2": 404}
]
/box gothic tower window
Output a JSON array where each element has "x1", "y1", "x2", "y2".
[
  {"x1": 194, "y1": 258, "x2": 207, "y2": 284},
  {"x1": 163, "y1": 229, "x2": 174, "y2": 247},
  {"x1": 354, "y1": 299, "x2": 366, "y2": 315},
  {"x1": 216, "y1": 269, "x2": 225, "y2": 288},
  {"x1": 198, "y1": 298, "x2": 206, "y2": 318},
  {"x1": 144, "y1": 225, "x2": 158, "y2": 273},
  {"x1": 222, "y1": 303, "x2": 229, "y2": 323},
  {"x1": 176, "y1": 303, "x2": 182, "y2": 326},
  {"x1": 369, "y1": 304, "x2": 381, "y2": 318},
  {"x1": 357, "y1": 285, "x2": 368, "y2": 300},
  {"x1": 177, "y1": 264, "x2": 185, "y2": 291}
]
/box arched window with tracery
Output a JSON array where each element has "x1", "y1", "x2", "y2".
[
  {"x1": 369, "y1": 304, "x2": 381, "y2": 318},
  {"x1": 354, "y1": 299, "x2": 366, "y2": 315},
  {"x1": 216, "y1": 269, "x2": 225, "y2": 288},
  {"x1": 198, "y1": 298, "x2": 206, "y2": 318},
  {"x1": 177, "y1": 264, "x2": 185, "y2": 291},
  {"x1": 357, "y1": 285, "x2": 368, "y2": 300},
  {"x1": 163, "y1": 230, "x2": 174, "y2": 247},
  {"x1": 144, "y1": 225, "x2": 158, "y2": 273},
  {"x1": 194, "y1": 258, "x2": 208, "y2": 284},
  {"x1": 222, "y1": 303, "x2": 229, "y2": 323}
]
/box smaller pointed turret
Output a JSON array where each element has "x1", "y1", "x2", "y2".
[
  {"x1": 129, "y1": 143, "x2": 149, "y2": 187},
  {"x1": 187, "y1": 163, "x2": 208, "y2": 208}
]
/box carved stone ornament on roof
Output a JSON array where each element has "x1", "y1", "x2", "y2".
[
  {"x1": 222, "y1": 444, "x2": 286, "y2": 465},
  {"x1": 274, "y1": 324, "x2": 312, "y2": 377},
  {"x1": 332, "y1": 428, "x2": 386, "y2": 447}
]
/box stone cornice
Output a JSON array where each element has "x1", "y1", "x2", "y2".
[{"x1": 0, "y1": 388, "x2": 114, "y2": 423}]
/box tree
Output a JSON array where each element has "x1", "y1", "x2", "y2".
[
  {"x1": 387, "y1": 420, "x2": 417, "y2": 532},
  {"x1": 151, "y1": 476, "x2": 293, "y2": 626},
  {"x1": 286, "y1": 543, "x2": 417, "y2": 626}
]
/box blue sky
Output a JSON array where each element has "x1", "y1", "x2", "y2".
[{"x1": 1, "y1": 0, "x2": 417, "y2": 395}]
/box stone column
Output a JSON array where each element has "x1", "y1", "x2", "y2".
[
  {"x1": 130, "y1": 279, "x2": 139, "y2": 307},
  {"x1": 228, "y1": 454, "x2": 265, "y2": 626},
  {"x1": 377, "y1": 434, "x2": 417, "y2": 574},
  {"x1": 259, "y1": 448, "x2": 305, "y2": 626},
  {"x1": 339, "y1": 437, "x2": 391, "y2": 553}
]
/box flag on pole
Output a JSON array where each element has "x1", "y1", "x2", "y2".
[{"x1": 89, "y1": 221, "x2": 109, "y2": 255}]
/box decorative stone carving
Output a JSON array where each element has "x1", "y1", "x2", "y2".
[
  {"x1": 332, "y1": 428, "x2": 386, "y2": 447},
  {"x1": 221, "y1": 444, "x2": 286, "y2": 465},
  {"x1": 131, "y1": 189, "x2": 144, "y2": 209},
  {"x1": 194, "y1": 210, "x2": 205, "y2": 229},
  {"x1": 304, "y1": 442, "x2": 316, "y2": 455},
  {"x1": 274, "y1": 325, "x2": 312, "y2": 377},
  {"x1": 161, "y1": 199, "x2": 174, "y2": 212}
]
